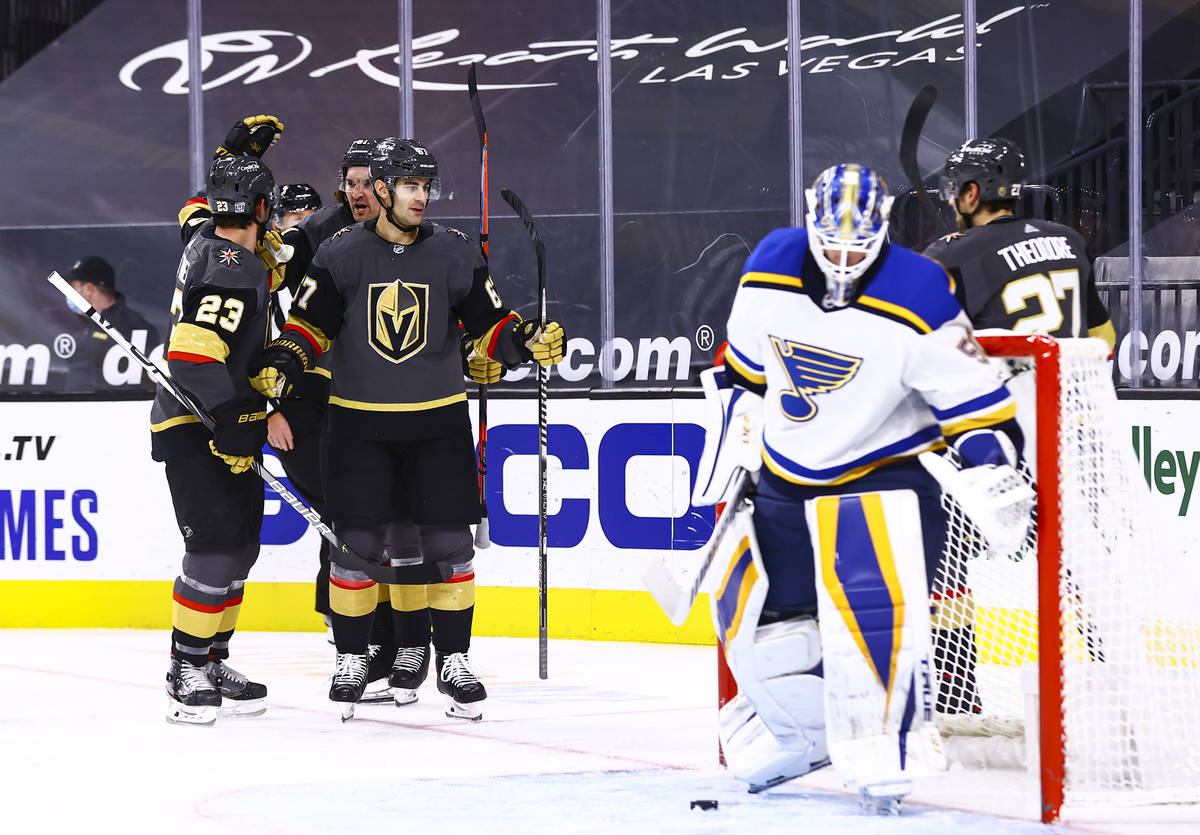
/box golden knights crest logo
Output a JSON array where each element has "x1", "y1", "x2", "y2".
[
  {"x1": 367, "y1": 280, "x2": 429, "y2": 363},
  {"x1": 770, "y1": 336, "x2": 862, "y2": 421}
]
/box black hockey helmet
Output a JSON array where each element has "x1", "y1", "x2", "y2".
[
  {"x1": 277, "y1": 183, "x2": 322, "y2": 213},
  {"x1": 207, "y1": 155, "x2": 275, "y2": 219},
  {"x1": 939, "y1": 138, "x2": 1027, "y2": 204},
  {"x1": 338, "y1": 138, "x2": 378, "y2": 183},
  {"x1": 369, "y1": 137, "x2": 441, "y2": 200}
]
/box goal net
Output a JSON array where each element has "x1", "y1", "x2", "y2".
[{"x1": 932, "y1": 334, "x2": 1200, "y2": 820}]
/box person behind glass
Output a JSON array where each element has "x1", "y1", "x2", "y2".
[
  {"x1": 272, "y1": 184, "x2": 322, "y2": 232},
  {"x1": 65, "y1": 256, "x2": 160, "y2": 388}
]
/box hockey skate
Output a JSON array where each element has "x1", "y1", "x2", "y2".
[
  {"x1": 204, "y1": 659, "x2": 267, "y2": 717},
  {"x1": 359, "y1": 643, "x2": 396, "y2": 704},
  {"x1": 166, "y1": 656, "x2": 221, "y2": 726},
  {"x1": 436, "y1": 652, "x2": 486, "y2": 721},
  {"x1": 329, "y1": 652, "x2": 368, "y2": 721},
  {"x1": 388, "y1": 644, "x2": 430, "y2": 707},
  {"x1": 857, "y1": 782, "x2": 910, "y2": 816}
]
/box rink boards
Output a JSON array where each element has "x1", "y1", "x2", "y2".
[{"x1": 0, "y1": 395, "x2": 1196, "y2": 645}]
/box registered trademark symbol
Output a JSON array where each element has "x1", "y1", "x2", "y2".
[
  {"x1": 695, "y1": 324, "x2": 715, "y2": 351},
  {"x1": 54, "y1": 333, "x2": 76, "y2": 359}
]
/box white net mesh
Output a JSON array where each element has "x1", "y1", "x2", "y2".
[{"x1": 931, "y1": 336, "x2": 1200, "y2": 808}]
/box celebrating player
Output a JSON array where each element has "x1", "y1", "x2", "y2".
[
  {"x1": 923, "y1": 137, "x2": 1115, "y2": 348},
  {"x1": 698, "y1": 163, "x2": 1025, "y2": 809},
  {"x1": 152, "y1": 155, "x2": 279, "y2": 725},
  {"x1": 247, "y1": 137, "x2": 565, "y2": 721},
  {"x1": 273, "y1": 183, "x2": 322, "y2": 231}
]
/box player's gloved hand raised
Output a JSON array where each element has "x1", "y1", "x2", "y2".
[
  {"x1": 213, "y1": 115, "x2": 284, "y2": 160},
  {"x1": 256, "y1": 229, "x2": 294, "y2": 291},
  {"x1": 248, "y1": 336, "x2": 310, "y2": 398},
  {"x1": 208, "y1": 398, "x2": 267, "y2": 474},
  {"x1": 460, "y1": 330, "x2": 504, "y2": 384},
  {"x1": 512, "y1": 319, "x2": 565, "y2": 367}
]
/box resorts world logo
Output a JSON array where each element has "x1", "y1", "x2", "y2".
[{"x1": 118, "y1": 7, "x2": 1031, "y2": 94}]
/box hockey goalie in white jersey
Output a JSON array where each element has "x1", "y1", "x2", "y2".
[{"x1": 700, "y1": 163, "x2": 1025, "y2": 811}]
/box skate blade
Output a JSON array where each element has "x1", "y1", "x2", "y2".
[
  {"x1": 218, "y1": 698, "x2": 267, "y2": 717},
  {"x1": 443, "y1": 696, "x2": 483, "y2": 721},
  {"x1": 338, "y1": 702, "x2": 356, "y2": 722},
  {"x1": 392, "y1": 688, "x2": 419, "y2": 707},
  {"x1": 166, "y1": 697, "x2": 218, "y2": 726},
  {"x1": 359, "y1": 685, "x2": 395, "y2": 704}
]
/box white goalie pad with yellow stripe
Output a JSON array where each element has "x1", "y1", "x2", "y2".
[
  {"x1": 806, "y1": 489, "x2": 947, "y2": 797},
  {"x1": 710, "y1": 503, "x2": 827, "y2": 790}
]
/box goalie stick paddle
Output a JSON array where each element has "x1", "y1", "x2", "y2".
[
  {"x1": 642, "y1": 468, "x2": 754, "y2": 627},
  {"x1": 500, "y1": 187, "x2": 550, "y2": 680},
  {"x1": 46, "y1": 271, "x2": 404, "y2": 585},
  {"x1": 898, "y1": 84, "x2": 954, "y2": 237},
  {"x1": 467, "y1": 62, "x2": 491, "y2": 550}
]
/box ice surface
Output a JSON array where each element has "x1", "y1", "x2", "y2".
[{"x1": 0, "y1": 630, "x2": 1193, "y2": 834}]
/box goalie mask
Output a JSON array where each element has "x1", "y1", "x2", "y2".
[{"x1": 805, "y1": 164, "x2": 893, "y2": 308}]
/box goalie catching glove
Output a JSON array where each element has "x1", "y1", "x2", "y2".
[
  {"x1": 213, "y1": 115, "x2": 284, "y2": 160},
  {"x1": 208, "y1": 398, "x2": 267, "y2": 474},
  {"x1": 248, "y1": 334, "x2": 313, "y2": 399}
]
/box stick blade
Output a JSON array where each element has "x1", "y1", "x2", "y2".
[
  {"x1": 467, "y1": 63, "x2": 487, "y2": 142},
  {"x1": 473, "y1": 516, "x2": 491, "y2": 549},
  {"x1": 899, "y1": 84, "x2": 938, "y2": 167},
  {"x1": 641, "y1": 558, "x2": 697, "y2": 627}
]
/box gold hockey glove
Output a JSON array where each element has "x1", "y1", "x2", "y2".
[
  {"x1": 209, "y1": 398, "x2": 267, "y2": 475},
  {"x1": 460, "y1": 330, "x2": 504, "y2": 384},
  {"x1": 213, "y1": 115, "x2": 284, "y2": 159},
  {"x1": 248, "y1": 336, "x2": 310, "y2": 398},
  {"x1": 256, "y1": 229, "x2": 294, "y2": 291},
  {"x1": 515, "y1": 319, "x2": 565, "y2": 367}
]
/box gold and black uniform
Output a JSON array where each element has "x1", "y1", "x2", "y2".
[
  {"x1": 283, "y1": 218, "x2": 510, "y2": 453},
  {"x1": 150, "y1": 220, "x2": 272, "y2": 669},
  {"x1": 923, "y1": 216, "x2": 1112, "y2": 342}
]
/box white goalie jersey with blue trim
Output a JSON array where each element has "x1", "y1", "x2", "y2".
[{"x1": 724, "y1": 227, "x2": 1015, "y2": 486}]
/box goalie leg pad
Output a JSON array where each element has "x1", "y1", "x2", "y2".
[
  {"x1": 807, "y1": 489, "x2": 948, "y2": 794},
  {"x1": 711, "y1": 512, "x2": 828, "y2": 787}
]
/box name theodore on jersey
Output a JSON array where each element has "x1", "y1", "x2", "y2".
[{"x1": 997, "y1": 235, "x2": 1077, "y2": 271}]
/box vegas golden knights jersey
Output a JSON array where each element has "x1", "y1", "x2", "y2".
[
  {"x1": 922, "y1": 216, "x2": 1110, "y2": 338},
  {"x1": 280, "y1": 219, "x2": 508, "y2": 440},
  {"x1": 150, "y1": 222, "x2": 272, "y2": 459}
]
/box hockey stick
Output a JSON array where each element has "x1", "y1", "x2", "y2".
[
  {"x1": 500, "y1": 187, "x2": 549, "y2": 680},
  {"x1": 898, "y1": 84, "x2": 954, "y2": 237},
  {"x1": 47, "y1": 271, "x2": 404, "y2": 585},
  {"x1": 467, "y1": 62, "x2": 491, "y2": 550},
  {"x1": 642, "y1": 468, "x2": 753, "y2": 627}
]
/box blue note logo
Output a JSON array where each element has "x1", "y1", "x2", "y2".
[{"x1": 770, "y1": 336, "x2": 862, "y2": 421}]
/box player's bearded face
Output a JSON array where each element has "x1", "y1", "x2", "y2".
[
  {"x1": 343, "y1": 166, "x2": 380, "y2": 222},
  {"x1": 390, "y1": 178, "x2": 432, "y2": 227}
]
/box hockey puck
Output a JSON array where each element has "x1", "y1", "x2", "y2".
[{"x1": 690, "y1": 800, "x2": 719, "y2": 811}]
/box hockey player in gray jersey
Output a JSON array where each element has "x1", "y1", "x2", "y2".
[
  {"x1": 248, "y1": 137, "x2": 565, "y2": 721},
  {"x1": 923, "y1": 138, "x2": 1114, "y2": 349},
  {"x1": 152, "y1": 155, "x2": 278, "y2": 725}
]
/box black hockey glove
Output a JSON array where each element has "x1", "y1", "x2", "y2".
[
  {"x1": 508, "y1": 319, "x2": 566, "y2": 367},
  {"x1": 209, "y1": 398, "x2": 267, "y2": 475},
  {"x1": 248, "y1": 336, "x2": 311, "y2": 399},
  {"x1": 213, "y1": 115, "x2": 285, "y2": 159}
]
